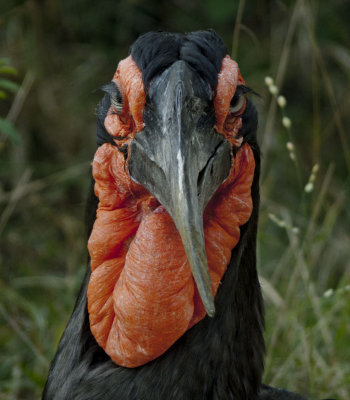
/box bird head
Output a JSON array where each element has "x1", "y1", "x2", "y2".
[{"x1": 87, "y1": 30, "x2": 257, "y2": 367}]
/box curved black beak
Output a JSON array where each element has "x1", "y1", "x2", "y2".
[{"x1": 129, "y1": 61, "x2": 231, "y2": 317}]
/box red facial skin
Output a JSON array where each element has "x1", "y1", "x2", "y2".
[{"x1": 87, "y1": 56, "x2": 255, "y2": 368}]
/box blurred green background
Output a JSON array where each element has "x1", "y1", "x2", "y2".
[{"x1": 0, "y1": 0, "x2": 349, "y2": 399}]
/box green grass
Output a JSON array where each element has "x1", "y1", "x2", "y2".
[
  {"x1": 0, "y1": 1, "x2": 349, "y2": 399},
  {"x1": 253, "y1": 3, "x2": 350, "y2": 397}
]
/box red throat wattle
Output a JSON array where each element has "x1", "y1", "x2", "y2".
[{"x1": 87, "y1": 55, "x2": 255, "y2": 368}]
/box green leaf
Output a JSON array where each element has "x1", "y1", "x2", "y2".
[
  {"x1": 0, "y1": 91, "x2": 7, "y2": 99},
  {"x1": 0, "y1": 79, "x2": 20, "y2": 93},
  {"x1": 0, "y1": 66, "x2": 17, "y2": 75},
  {"x1": 0, "y1": 117, "x2": 21, "y2": 144}
]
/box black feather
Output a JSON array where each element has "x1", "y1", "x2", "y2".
[{"x1": 130, "y1": 30, "x2": 227, "y2": 90}]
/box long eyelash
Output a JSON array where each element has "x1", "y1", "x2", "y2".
[
  {"x1": 236, "y1": 85, "x2": 251, "y2": 96},
  {"x1": 111, "y1": 98, "x2": 123, "y2": 113},
  {"x1": 231, "y1": 85, "x2": 260, "y2": 107},
  {"x1": 100, "y1": 81, "x2": 124, "y2": 112},
  {"x1": 238, "y1": 85, "x2": 260, "y2": 98}
]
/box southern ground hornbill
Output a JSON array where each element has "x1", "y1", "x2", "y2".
[{"x1": 43, "y1": 31, "x2": 314, "y2": 400}]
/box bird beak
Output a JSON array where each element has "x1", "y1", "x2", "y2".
[{"x1": 128, "y1": 61, "x2": 231, "y2": 317}]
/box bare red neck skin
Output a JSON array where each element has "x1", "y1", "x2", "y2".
[{"x1": 87, "y1": 55, "x2": 255, "y2": 368}]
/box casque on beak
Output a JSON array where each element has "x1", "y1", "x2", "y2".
[{"x1": 128, "y1": 61, "x2": 232, "y2": 317}]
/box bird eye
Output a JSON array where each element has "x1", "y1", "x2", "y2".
[
  {"x1": 228, "y1": 84, "x2": 252, "y2": 116},
  {"x1": 111, "y1": 95, "x2": 124, "y2": 114},
  {"x1": 101, "y1": 81, "x2": 124, "y2": 114},
  {"x1": 229, "y1": 94, "x2": 245, "y2": 115}
]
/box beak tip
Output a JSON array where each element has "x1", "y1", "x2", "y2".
[
  {"x1": 207, "y1": 309, "x2": 215, "y2": 318},
  {"x1": 205, "y1": 302, "x2": 216, "y2": 318}
]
